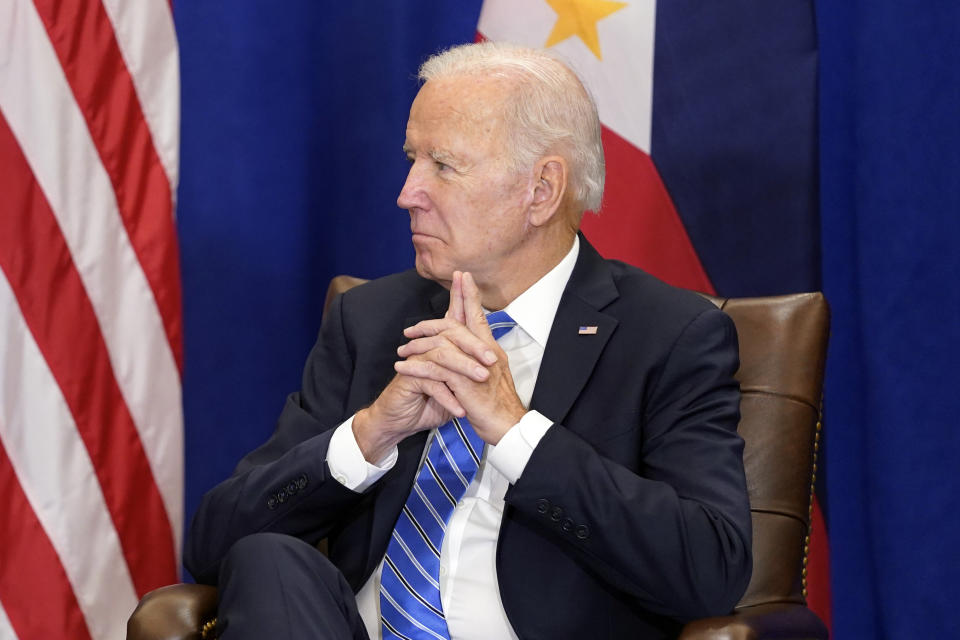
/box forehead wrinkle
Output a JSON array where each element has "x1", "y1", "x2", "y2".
[
  {"x1": 423, "y1": 78, "x2": 508, "y2": 131},
  {"x1": 405, "y1": 77, "x2": 517, "y2": 173}
]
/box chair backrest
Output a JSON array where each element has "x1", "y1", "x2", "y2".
[
  {"x1": 326, "y1": 277, "x2": 830, "y2": 609},
  {"x1": 701, "y1": 293, "x2": 829, "y2": 608}
]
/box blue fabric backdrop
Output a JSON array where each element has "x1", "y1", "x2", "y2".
[
  {"x1": 173, "y1": 1, "x2": 483, "y2": 532},
  {"x1": 174, "y1": 2, "x2": 960, "y2": 636},
  {"x1": 818, "y1": 2, "x2": 960, "y2": 637}
]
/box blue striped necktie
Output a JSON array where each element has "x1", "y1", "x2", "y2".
[{"x1": 380, "y1": 310, "x2": 516, "y2": 640}]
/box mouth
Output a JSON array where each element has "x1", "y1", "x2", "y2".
[{"x1": 410, "y1": 230, "x2": 439, "y2": 242}]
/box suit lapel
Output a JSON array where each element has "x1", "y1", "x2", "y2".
[{"x1": 530, "y1": 236, "x2": 619, "y2": 426}]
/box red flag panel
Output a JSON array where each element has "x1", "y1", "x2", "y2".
[{"x1": 582, "y1": 126, "x2": 714, "y2": 293}]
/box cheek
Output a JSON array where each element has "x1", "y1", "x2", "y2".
[
  {"x1": 482, "y1": 189, "x2": 528, "y2": 235},
  {"x1": 442, "y1": 175, "x2": 527, "y2": 248}
]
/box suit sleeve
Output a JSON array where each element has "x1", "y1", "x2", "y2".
[
  {"x1": 503, "y1": 307, "x2": 752, "y2": 620},
  {"x1": 184, "y1": 293, "x2": 369, "y2": 584}
]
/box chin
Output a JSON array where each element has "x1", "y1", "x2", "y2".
[{"x1": 414, "y1": 254, "x2": 453, "y2": 288}]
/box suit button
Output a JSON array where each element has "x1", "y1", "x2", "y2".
[
  {"x1": 575, "y1": 525, "x2": 590, "y2": 539},
  {"x1": 287, "y1": 481, "x2": 298, "y2": 494},
  {"x1": 277, "y1": 491, "x2": 287, "y2": 503},
  {"x1": 267, "y1": 496, "x2": 277, "y2": 510},
  {"x1": 550, "y1": 506, "x2": 564, "y2": 522},
  {"x1": 561, "y1": 518, "x2": 574, "y2": 532},
  {"x1": 297, "y1": 474, "x2": 308, "y2": 489},
  {"x1": 536, "y1": 499, "x2": 550, "y2": 514}
]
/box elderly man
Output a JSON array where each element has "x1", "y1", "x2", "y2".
[{"x1": 186, "y1": 42, "x2": 752, "y2": 639}]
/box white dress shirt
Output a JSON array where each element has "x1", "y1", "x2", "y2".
[{"x1": 327, "y1": 236, "x2": 580, "y2": 640}]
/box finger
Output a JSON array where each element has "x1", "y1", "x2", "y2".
[
  {"x1": 403, "y1": 317, "x2": 462, "y2": 339},
  {"x1": 462, "y1": 272, "x2": 494, "y2": 340},
  {"x1": 396, "y1": 352, "x2": 489, "y2": 383},
  {"x1": 445, "y1": 270, "x2": 466, "y2": 323},
  {"x1": 413, "y1": 375, "x2": 465, "y2": 418},
  {"x1": 399, "y1": 326, "x2": 497, "y2": 367}
]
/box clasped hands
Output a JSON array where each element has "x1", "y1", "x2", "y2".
[{"x1": 353, "y1": 271, "x2": 526, "y2": 463}]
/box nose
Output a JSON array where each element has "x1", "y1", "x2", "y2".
[{"x1": 397, "y1": 160, "x2": 427, "y2": 211}]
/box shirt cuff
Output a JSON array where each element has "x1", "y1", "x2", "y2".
[
  {"x1": 326, "y1": 415, "x2": 397, "y2": 492},
  {"x1": 487, "y1": 410, "x2": 553, "y2": 484}
]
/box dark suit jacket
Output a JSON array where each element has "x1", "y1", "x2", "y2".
[{"x1": 186, "y1": 237, "x2": 752, "y2": 639}]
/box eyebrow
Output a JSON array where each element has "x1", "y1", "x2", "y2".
[
  {"x1": 429, "y1": 149, "x2": 460, "y2": 166},
  {"x1": 401, "y1": 144, "x2": 462, "y2": 166}
]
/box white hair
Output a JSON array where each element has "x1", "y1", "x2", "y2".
[{"x1": 418, "y1": 41, "x2": 605, "y2": 212}]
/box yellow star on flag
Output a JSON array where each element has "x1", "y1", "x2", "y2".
[{"x1": 544, "y1": 0, "x2": 628, "y2": 61}]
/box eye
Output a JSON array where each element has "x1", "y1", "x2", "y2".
[{"x1": 435, "y1": 160, "x2": 450, "y2": 171}]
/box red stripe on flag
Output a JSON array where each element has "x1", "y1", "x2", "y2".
[
  {"x1": 806, "y1": 495, "x2": 832, "y2": 629},
  {"x1": 32, "y1": 0, "x2": 183, "y2": 371},
  {"x1": 0, "y1": 439, "x2": 94, "y2": 640},
  {"x1": 581, "y1": 126, "x2": 715, "y2": 294},
  {"x1": 0, "y1": 114, "x2": 177, "y2": 597}
]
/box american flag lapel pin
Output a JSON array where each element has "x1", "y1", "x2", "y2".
[{"x1": 578, "y1": 325, "x2": 598, "y2": 335}]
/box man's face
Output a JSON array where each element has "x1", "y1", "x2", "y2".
[{"x1": 398, "y1": 76, "x2": 533, "y2": 288}]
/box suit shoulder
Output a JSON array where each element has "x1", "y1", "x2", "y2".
[{"x1": 333, "y1": 269, "x2": 443, "y2": 319}]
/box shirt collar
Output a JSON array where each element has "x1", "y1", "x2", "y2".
[{"x1": 501, "y1": 235, "x2": 579, "y2": 348}]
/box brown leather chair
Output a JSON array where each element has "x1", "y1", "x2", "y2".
[{"x1": 128, "y1": 278, "x2": 829, "y2": 640}]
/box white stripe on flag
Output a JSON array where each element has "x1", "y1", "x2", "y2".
[
  {"x1": 0, "y1": 601, "x2": 17, "y2": 640},
  {"x1": 0, "y1": 272, "x2": 139, "y2": 640},
  {"x1": 99, "y1": 0, "x2": 181, "y2": 195},
  {"x1": 478, "y1": 0, "x2": 657, "y2": 152},
  {"x1": 0, "y1": 0, "x2": 184, "y2": 556}
]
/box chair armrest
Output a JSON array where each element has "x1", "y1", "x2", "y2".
[
  {"x1": 127, "y1": 584, "x2": 218, "y2": 640},
  {"x1": 678, "y1": 603, "x2": 828, "y2": 640}
]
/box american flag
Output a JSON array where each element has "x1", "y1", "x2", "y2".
[{"x1": 0, "y1": 0, "x2": 182, "y2": 638}]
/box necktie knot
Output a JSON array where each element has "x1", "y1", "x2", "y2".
[{"x1": 485, "y1": 310, "x2": 516, "y2": 341}]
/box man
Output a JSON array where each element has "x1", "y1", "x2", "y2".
[{"x1": 186, "y1": 42, "x2": 752, "y2": 639}]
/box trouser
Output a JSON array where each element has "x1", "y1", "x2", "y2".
[{"x1": 216, "y1": 532, "x2": 370, "y2": 640}]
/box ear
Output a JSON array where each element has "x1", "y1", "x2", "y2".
[{"x1": 528, "y1": 156, "x2": 568, "y2": 227}]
